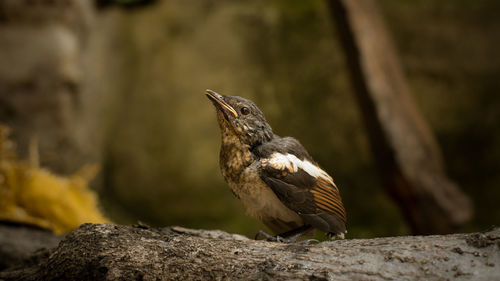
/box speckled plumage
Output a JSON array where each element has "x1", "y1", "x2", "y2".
[
  {"x1": 206, "y1": 90, "x2": 346, "y2": 239},
  {"x1": 212, "y1": 100, "x2": 302, "y2": 233}
]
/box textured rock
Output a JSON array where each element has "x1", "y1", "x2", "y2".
[
  {"x1": 0, "y1": 223, "x2": 61, "y2": 270},
  {"x1": 0, "y1": 223, "x2": 498, "y2": 280}
]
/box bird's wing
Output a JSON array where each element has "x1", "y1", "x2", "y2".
[{"x1": 258, "y1": 142, "x2": 346, "y2": 236}]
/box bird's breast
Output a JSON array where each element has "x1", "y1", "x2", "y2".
[
  {"x1": 219, "y1": 142, "x2": 254, "y2": 184},
  {"x1": 227, "y1": 162, "x2": 302, "y2": 225},
  {"x1": 218, "y1": 142, "x2": 303, "y2": 231}
]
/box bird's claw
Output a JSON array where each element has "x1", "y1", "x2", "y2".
[
  {"x1": 254, "y1": 230, "x2": 277, "y2": 241},
  {"x1": 255, "y1": 230, "x2": 318, "y2": 244},
  {"x1": 297, "y1": 238, "x2": 319, "y2": 245}
]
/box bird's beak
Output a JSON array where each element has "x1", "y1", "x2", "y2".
[{"x1": 205, "y1": 89, "x2": 238, "y2": 118}]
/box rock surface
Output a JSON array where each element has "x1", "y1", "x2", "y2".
[
  {"x1": 0, "y1": 223, "x2": 498, "y2": 280},
  {"x1": 0, "y1": 223, "x2": 61, "y2": 271}
]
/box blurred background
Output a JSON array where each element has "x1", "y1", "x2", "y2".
[{"x1": 0, "y1": 0, "x2": 498, "y2": 239}]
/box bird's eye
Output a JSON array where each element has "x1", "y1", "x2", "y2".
[{"x1": 240, "y1": 107, "x2": 250, "y2": 115}]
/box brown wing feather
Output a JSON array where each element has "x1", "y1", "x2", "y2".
[
  {"x1": 260, "y1": 158, "x2": 346, "y2": 235},
  {"x1": 310, "y1": 177, "x2": 346, "y2": 223}
]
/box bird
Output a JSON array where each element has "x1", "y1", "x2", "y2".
[{"x1": 205, "y1": 89, "x2": 346, "y2": 242}]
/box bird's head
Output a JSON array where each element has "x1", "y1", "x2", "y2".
[{"x1": 206, "y1": 89, "x2": 273, "y2": 147}]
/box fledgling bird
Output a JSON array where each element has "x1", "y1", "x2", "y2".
[{"x1": 206, "y1": 89, "x2": 346, "y2": 242}]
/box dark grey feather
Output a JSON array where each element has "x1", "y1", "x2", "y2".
[{"x1": 253, "y1": 136, "x2": 313, "y2": 162}]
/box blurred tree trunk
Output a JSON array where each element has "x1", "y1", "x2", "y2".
[
  {"x1": 0, "y1": 0, "x2": 96, "y2": 173},
  {"x1": 327, "y1": 0, "x2": 473, "y2": 234}
]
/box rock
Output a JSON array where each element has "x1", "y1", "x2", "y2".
[{"x1": 0, "y1": 223, "x2": 498, "y2": 280}]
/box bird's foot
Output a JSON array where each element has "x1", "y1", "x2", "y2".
[
  {"x1": 254, "y1": 230, "x2": 319, "y2": 244},
  {"x1": 255, "y1": 230, "x2": 280, "y2": 241},
  {"x1": 297, "y1": 238, "x2": 320, "y2": 245}
]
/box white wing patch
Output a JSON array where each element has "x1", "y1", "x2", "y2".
[{"x1": 267, "y1": 152, "x2": 333, "y2": 183}]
